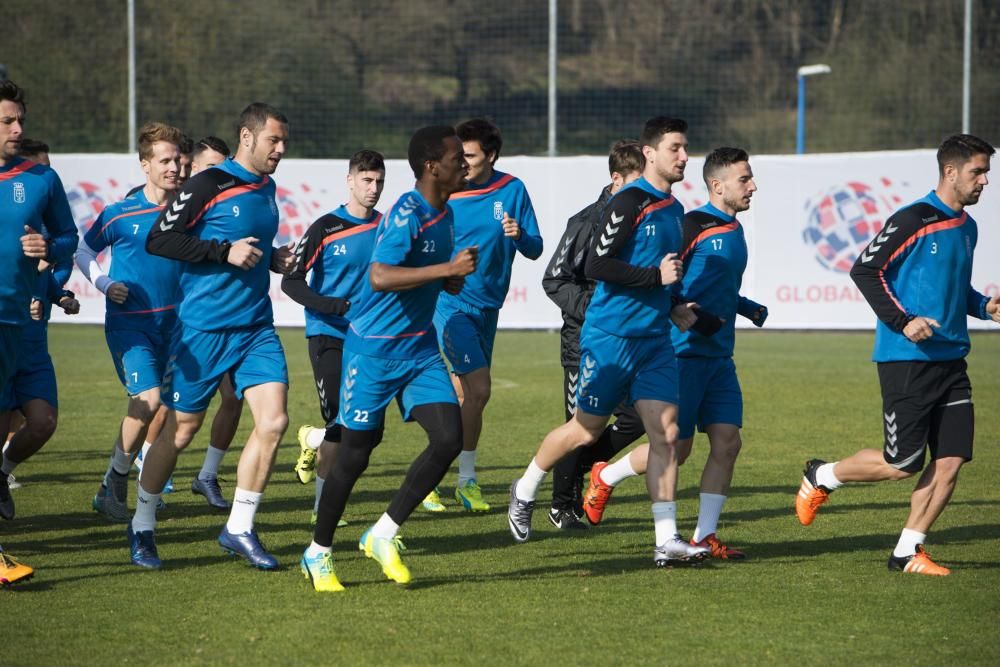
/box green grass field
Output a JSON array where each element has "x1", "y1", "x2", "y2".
[{"x1": 5, "y1": 326, "x2": 1000, "y2": 666}]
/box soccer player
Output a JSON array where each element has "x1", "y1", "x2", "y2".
[
  {"x1": 283, "y1": 149, "x2": 386, "y2": 525},
  {"x1": 76, "y1": 122, "x2": 186, "y2": 523},
  {"x1": 0, "y1": 80, "x2": 77, "y2": 585},
  {"x1": 578, "y1": 148, "x2": 769, "y2": 560},
  {"x1": 796, "y1": 134, "x2": 999, "y2": 576},
  {"x1": 137, "y1": 134, "x2": 240, "y2": 510},
  {"x1": 507, "y1": 117, "x2": 711, "y2": 567},
  {"x1": 430, "y1": 117, "x2": 543, "y2": 512},
  {"x1": 300, "y1": 126, "x2": 476, "y2": 592},
  {"x1": 542, "y1": 139, "x2": 648, "y2": 530},
  {"x1": 130, "y1": 103, "x2": 294, "y2": 570}
]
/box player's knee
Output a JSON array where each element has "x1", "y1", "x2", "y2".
[
  {"x1": 25, "y1": 410, "x2": 57, "y2": 441},
  {"x1": 933, "y1": 456, "x2": 964, "y2": 481},
  {"x1": 463, "y1": 378, "x2": 491, "y2": 410},
  {"x1": 712, "y1": 434, "x2": 742, "y2": 465},
  {"x1": 675, "y1": 439, "x2": 694, "y2": 466},
  {"x1": 255, "y1": 412, "x2": 289, "y2": 444},
  {"x1": 335, "y1": 429, "x2": 379, "y2": 477},
  {"x1": 129, "y1": 395, "x2": 161, "y2": 423}
]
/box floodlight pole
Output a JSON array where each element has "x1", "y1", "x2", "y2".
[
  {"x1": 127, "y1": 0, "x2": 136, "y2": 153},
  {"x1": 547, "y1": 0, "x2": 557, "y2": 156},
  {"x1": 962, "y1": 0, "x2": 971, "y2": 133},
  {"x1": 796, "y1": 64, "x2": 831, "y2": 154}
]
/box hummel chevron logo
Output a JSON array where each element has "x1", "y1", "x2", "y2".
[
  {"x1": 568, "y1": 371, "x2": 578, "y2": 382},
  {"x1": 584, "y1": 356, "x2": 596, "y2": 369},
  {"x1": 349, "y1": 367, "x2": 358, "y2": 378},
  {"x1": 885, "y1": 411, "x2": 898, "y2": 455},
  {"x1": 394, "y1": 214, "x2": 408, "y2": 228},
  {"x1": 344, "y1": 376, "x2": 355, "y2": 390},
  {"x1": 582, "y1": 367, "x2": 594, "y2": 381},
  {"x1": 343, "y1": 390, "x2": 353, "y2": 401},
  {"x1": 860, "y1": 222, "x2": 899, "y2": 263},
  {"x1": 595, "y1": 213, "x2": 623, "y2": 257},
  {"x1": 178, "y1": 191, "x2": 192, "y2": 202},
  {"x1": 550, "y1": 238, "x2": 573, "y2": 276}
]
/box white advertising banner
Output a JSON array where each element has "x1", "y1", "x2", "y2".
[{"x1": 48, "y1": 150, "x2": 999, "y2": 330}]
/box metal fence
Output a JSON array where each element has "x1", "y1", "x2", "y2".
[{"x1": 4, "y1": 0, "x2": 998, "y2": 157}]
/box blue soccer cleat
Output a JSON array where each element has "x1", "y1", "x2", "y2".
[
  {"x1": 218, "y1": 527, "x2": 278, "y2": 570},
  {"x1": 127, "y1": 523, "x2": 161, "y2": 569}
]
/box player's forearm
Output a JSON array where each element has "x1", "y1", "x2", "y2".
[
  {"x1": 515, "y1": 232, "x2": 544, "y2": 260},
  {"x1": 74, "y1": 239, "x2": 113, "y2": 293},
  {"x1": 146, "y1": 226, "x2": 231, "y2": 264},
  {"x1": 850, "y1": 263, "x2": 910, "y2": 331},
  {"x1": 585, "y1": 253, "x2": 661, "y2": 289},
  {"x1": 281, "y1": 274, "x2": 347, "y2": 314},
  {"x1": 369, "y1": 262, "x2": 450, "y2": 292},
  {"x1": 47, "y1": 228, "x2": 79, "y2": 264},
  {"x1": 966, "y1": 286, "x2": 990, "y2": 319}
]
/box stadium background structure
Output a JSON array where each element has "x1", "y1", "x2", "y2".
[{"x1": 3, "y1": 0, "x2": 999, "y2": 158}]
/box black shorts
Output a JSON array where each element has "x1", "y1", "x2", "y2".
[
  {"x1": 877, "y1": 359, "x2": 974, "y2": 473},
  {"x1": 308, "y1": 335, "x2": 344, "y2": 436}
]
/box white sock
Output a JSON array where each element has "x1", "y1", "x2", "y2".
[
  {"x1": 111, "y1": 444, "x2": 132, "y2": 476},
  {"x1": 600, "y1": 456, "x2": 638, "y2": 487},
  {"x1": 893, "y1": 528, "x2": 927, "y2": 558},
  {"x1": 370, "y1": 512, "x2": 399, "y2": 540},
  {"x1": 226, "y1": 488, "x2": 263, "y2": 534},
  {"x1": 198, "y1": 445, "x2": 226, "y2": 481},
  {"x1": 131, "y1": 483, "x2": 161, "y2": 533},
  {"x1": 816, "y1": 463, "x2": 843, "y2": 490},
  {"x1": 692, "y1": 493, "x2": 727, "y2": 542},
  {"x1": 1, "y1": 451, "x2": 17, "y2": 476},
  {"x1": 457, "y1": 450, "x2": 477, "y2": 486},
  {"x1": 514, "y1": 458, "x2": 548, "y2": 502},
  {"x1": 314, "y1": 476, "x2": 325, "y2": 514},
  {"x1": 305, "y1": 540, "x2": 331, "y2": 558},
  {"x1": 652, "y1": 501, "x2": 678, "y2": 546},
  {"x1": 306, "y1": 427, "x2": 325, "y2": 450}
]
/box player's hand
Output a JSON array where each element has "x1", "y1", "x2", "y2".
[
  {"x1": 659, "y1": 253, "x2": 682, "y2": 285},
  {"x1": 270, "y1": 241, "x2": 296, "y2": 275},
  {"x1": 443, "y1": 276, "x2": 465, "y2": 294},
  {"x1": 449, "y1": 246, "x2": 478, "y2": 277},
  {"x1": 751, "y1": 304, "x2": 768, "y2": 327},
  {"x1": 986, "y1": 295, "x2": 1000, "y2": 324},
  {"x1": 670, "y1": 302, "x2": 698, "y2": 332},
  {"x1": 107, "y1": 281, "x2": 129, "y2": 304},
  {"x1": 59, "y1": 296, "x2": 81, "y2": 315},
  {"x1": 324, "y1": 297, "x2": 350, "y2": 316},
  {"x1": 30, "y1": 298, "x2": 43, "y2": 320},
  {"x1": 903, "y1": 316, "x2": 940, "y2": 342},
  {"x1": 228, "y1": 237, "x2": 263, "y2": 270},
  {"x1": 21, "y1": 225, "x2": 48, "y2": 259},
  {"x1": 501, "y1": 213, "x2": 521, "y2": 240}
]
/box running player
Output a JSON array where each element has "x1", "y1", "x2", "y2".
[
  {"x1": 284, "y1": 149, "x2": 386, "y2": 526},
  {"x1": 137, "y1": 134, "x2": 240, "y2": 510},
  {"x1": 76, "y1": 122, "x2": 185, "y2": 523},
  {"x1": 579, "y1": 148, "x2": 769, "y2": 561},
  {"x1": 430, "y1": 117, "x2": 543, "y2": 512},
  {"x1": 0, "y1": 80, "x2": 77, "y2": 586},
  {"x1": 300, "y1": 126, "x2": 476, "y2": 592},
  {"x1": 542, "y1": 139, "x2": 648, "y2": 530},
  {"x1": 796, "y1": 134, "x2": 999, "y2": 575},
  {"x1": 507, "y1": 117, "x2": 711, "y2": 568},
  {"x1": 130, "y1": 103, "x2": 294, "y2": 570}
]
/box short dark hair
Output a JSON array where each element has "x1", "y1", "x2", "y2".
[
  {"x1": 408, "y1": 125, "x2": 457, "y2": 179},
  {"x1": 0, "y1": 79, "x2": 25, "y2": 111},
  {"x1": 19, "y1": 138, "x2": 49, "y2": 157},
  {"x1": 608, "y1": 139, "x2": 644, "y2": 177},
  {"x1": 703, "y1": 146, "x2": 750, "y2": 184},
  {"x1": 937, "y1": 134, "x2": 995, "y2": 175},
  {"x1": 194, "y1": 135, "x2": 231, "y2": 159},
  {"x1": 237, "y1": 102, "x2": 289, "y2": 142},
  {"x1": 641, "y1": 116, "x2": 688, "y2": 148},
  {"x1": 349, "y1": 149, "x2": 385, "y2": 173},
  {"x1": 137, "y1": 121, "x2": 185, "y2": 161},
  {"x1": 178, "y1": 133, "x2": 194, "y2": 157},
  {"x1": 457, "y1": 117, "x2": 502, "y2": 163}
]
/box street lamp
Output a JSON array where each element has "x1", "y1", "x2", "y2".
[{"x1": 796, "y1": 64, "x2": 831, "y2": 154}]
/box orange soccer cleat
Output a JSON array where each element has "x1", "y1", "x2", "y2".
[
  {"x1": 888, "y1": 545, "x2": 950, "y2": 576},
  {"x1": 691, "y1": 533, "x2": 747, "y2": 560},
  {"x1": 795, "y1": 459, "x2": 831, "y2": 526},
  {"x1": 581, "y1": 462, "x2": 615, "y2": 525}
]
